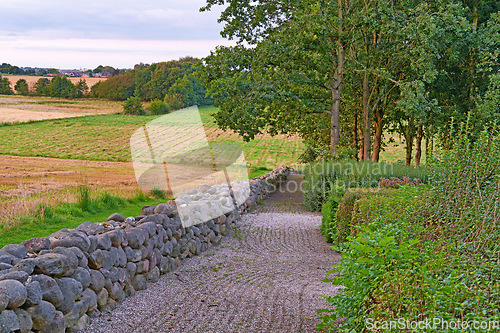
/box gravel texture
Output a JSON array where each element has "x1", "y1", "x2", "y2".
[{"x1": 82, "y1": 174, "x2": 341, "y2": 332}]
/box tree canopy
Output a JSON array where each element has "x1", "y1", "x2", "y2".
[{"x1": 200, "y1": 0, "x2": 500, "y2": 165}]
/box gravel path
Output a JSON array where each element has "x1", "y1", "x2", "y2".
[{"x1": 82, "y1": 174, "x2": 341, "y2": 332}]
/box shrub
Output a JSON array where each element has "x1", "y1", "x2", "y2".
[
  {"x1": 123, "y1": 96, "x2": 145, "y2": 115},
  {"x1": 378, "y1": 176, "x2": 422, "y2": 188},
  {"x1": 164, "y1": 93, "x2": 184, "y2": 111},
  {"x1": 304, "y1": 159, "x2": 428, "y2": 211},
  {"x1": 321, "y1": 186, "x2": 345, "y2": 243},
  {"x1": 147, "y1": 99, "x2": 171, "y2": 115}
]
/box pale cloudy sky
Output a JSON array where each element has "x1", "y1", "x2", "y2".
[{"x1": 0, "y1": 0, "x2": 231, "y2": 69}]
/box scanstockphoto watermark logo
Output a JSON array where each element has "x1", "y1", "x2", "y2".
[
  {"x1": 366, "y1": 318, "x2": 500, "y2": 331},
  {"x1": 130, "y1": 106, "x2": 250, "y2": 228}
]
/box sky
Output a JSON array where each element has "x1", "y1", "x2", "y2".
[{"x1": 0, "y1": 0, "x2": 233, "y2": 69}]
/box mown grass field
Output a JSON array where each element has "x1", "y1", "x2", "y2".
[{"x1": 0, "y1": 106, "x2": 305, "y2": 168}]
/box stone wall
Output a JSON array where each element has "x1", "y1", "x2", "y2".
[{"x1": 0, "y1": 167, "x2": 290, "y2": 332}]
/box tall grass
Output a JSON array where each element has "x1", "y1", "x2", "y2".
[{"x1": 304, "y1": 159, "x2": 428, "y2": 211}]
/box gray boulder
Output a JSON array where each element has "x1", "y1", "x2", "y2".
[
  {"x1": 0, "y1": 279, "x2": 27, "y2": 308},
  {"x1": 34, "y1": 253, "x2": 72, "y2": 277},
  {"x1": 21, "y1": 237, "x2": 51, "y2": 253},
  {"x1": 25, "y1": 280, "x2": 42, "y2": 307},
  {"x1": 27, "y1": 300, "x2": 56, "y2": 331},
  {"x1": 1, "y1": 244, "x2": 27, "y2": 259},
  {"x1": 0, "y1": 309, "x2": 20, "y2": 333},
  {"x1": 107, "y1": 213, "x2": 125, "y2": 222},
  {"x1": 76, "y1": 221, "x2": 105, "y2": 235},
  {"x1": 13, "y1": 308, "x2": 32, "y2": 333},
  {"x1": 31, "y1": 274, "x2": 64, "y2": 308}
]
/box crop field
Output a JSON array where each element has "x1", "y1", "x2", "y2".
[
  {"x1": 0, "y1": 106, "x2": 304, "y2": 167},
  {"x1": 4, "y1": 75, "x2": 106, "y2": 88},
  {"x1": 0, "y1": 104, "x2": 304, "y2": 228},
  {"x1": 0, "y1": 95, "x2": 123, "y2": 123}
]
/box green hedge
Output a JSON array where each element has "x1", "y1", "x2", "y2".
[
  {"x1": 318, "y1": 186, "x2": 500, "y2": 332},
  {"x1": 304, "y1": 159, "x2": 428, "y2": 211}
]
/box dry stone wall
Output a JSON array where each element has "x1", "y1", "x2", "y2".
[{"x1": 0, "y1": 167, "x2": 290, "y2": 333}]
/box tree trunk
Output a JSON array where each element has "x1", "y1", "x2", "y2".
[
  {"x1": 371, "y1": 106, "x2": 383, "y2": 162},
  {"x1": 353, "y1": 113, "x2": 359, "y2": 160},
  {"x1": 405, "y1": 119, "x2": 414, "y2": 166},
  {"x1": 330, "y1": 1, "x2": 344, "y2": 153},
  {"x1": 358, "y1": 124, "x2": 364, "y2": 160},
  {"x1": 362, "y1": 72, "x2": 371, "y2": 160},
  {"x1": 414, "y1": 120, "x2": 423, "y2": 167}
]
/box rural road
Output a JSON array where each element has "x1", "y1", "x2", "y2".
[{"x1": 82, "y1": 174, "x2": 341, "y2": 332}]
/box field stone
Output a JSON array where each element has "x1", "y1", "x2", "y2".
[
  {"x1": 0, "y1": 309, "x2": 20, "y2": 332},
  {"x1": 11, "y1": 258, "x2": 36, "y2": 274},
  {"x1": 0, "y1": 254, "x2": 15, "y2": 265},
  {"x1": 89, "y1": 270, "x2": 105, "y2": 293},
  {"x1": 127, "y1": 228, "x2": 147, "y2": 249},
  {"x1": 13, "y1": 308, "x2": 32, "y2": 333},
  {"x1": 76, "y1": 222, "x2": 104, "y2": 236},
  {"x1": 126, "y1": 262, "x2": 136, "y2": 279},
  {"x1": 50, "y1": 247, "x2": 79, "y2": 273},
  {"x1": 124, "y1": 247, "x2": 142, "y2": 262},
  {"x1": 27, "y1": 300, "x2": 56, "y2": 330},
  {"x1": 49, "y1": 235, "x2": 90, "y2": 253},
  {"x1": 88, "y1": 250, "x2": 105, "y2": 269},
  {"x1": 39, "y1": 310, "x2": 64, "y2": 333},
  {"x1": 107, "y1": 213, "x2": 125, "y2": 222},
  {"x1": 123, "y1": 284, "x2": 135, "y2": 297},
  {"x1": 1, "y1": 244, "x2": 27, "y2": 259},
  {"x1": 55, "y1": 277, "x2": 83, "y2": 313},
  {"x1": 71, "y1": 267, "x2": 91, "y2": 290},
  {"x1": 0, "y1": 289, "x2": 8, "y2": 312},
  {"x1": 0, "y1": 263, "x2": 12, "y2": 270},
  {"x1": 96, "y1": 288, "x2": 108, "y2": 308},
  {"x1": 116, "y1": 246, "x2": 127, "y2": 267},
  {"x1": 34, "y1": 253, "x2": 72, "y2": 277},
  {"x1": 96, "y1": 234, "x2": 112, "y2": 250},
  {"x1": 0, "y1": 279, "x2": 27, "y2": 308},
  {"x1": 81, "y1": 288, "x2": 97, "y2": 311},
  {"x1": 146, "y1": 266, "x2": 160, "y2": 283},
  {"x1": 131, "y1": 275, "x2": 147, "y2": 291},
  {"x1": 109, "y1": 282, "x2": 125, "y2": 302},
  {"x1": 141, "y1": 205, "x2": 156, "y2": 216},
  {"x1": 31, "y1": 275, "x2": 64, "y2": 308},
  {"x1": 101, "y1": 298, "x2": 116, "y2": 313},
  {"x1": 25, "y1": 280, "x2": 42, "y2": 307},
  {"x1": 107, "y1": 229, "x2": 124, "y2": 247},
  {"x1": 88, "y1": 236, "x2": 98, "y2": 253},
  {"x1": 102, "y1": 250, "x2": 116, "y2": 270},
  {"x1": 68, "y1": 314, "x2": 90, "y2": 333},
  {"x1": 0, "y1": 271, "x2": 29, "y2": 283}
]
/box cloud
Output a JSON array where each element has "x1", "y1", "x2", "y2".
[
  {"x1": 0, "y1": 0, "x2": 230, "y2": 67},
  {"x1": 0, "y1": 37, "x2": 236, "y2": 69}
]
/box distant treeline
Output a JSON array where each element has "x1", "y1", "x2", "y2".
[
  {"x1": 0, "y1": 62, "x2": 123, "y2": 77},
  {"x1": 90, "y1": 57, "x2": 213, "y2": 107},
  {"x1": 0, "y1": 58, "x2": 213, "y2": 110}
]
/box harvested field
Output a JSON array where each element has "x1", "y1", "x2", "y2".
[
  {"x1": 4, "y1": 75, "x2": 106, "y2": 88},
  {"x1": 0, "y1": 95, "x2": 123, "y2": 123}
]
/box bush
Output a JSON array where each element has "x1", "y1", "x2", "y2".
[
  {"x1": 164, "y1": 93, "x2": 184, "y2": 111},
  {"x1": 123, "y1": 96, "x2": 145, "y2": 115},
  {"x1": 147, "y1": 99, "x2": 170, "y2": 115},
  {"x1": 304, "y1": 159, "x2": 428, "y2": 211}
]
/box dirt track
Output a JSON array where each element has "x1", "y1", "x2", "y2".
[{"x1": 82, "y1": 174, "x2": 341, "y2": 332}]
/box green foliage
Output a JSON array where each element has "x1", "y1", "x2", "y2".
[
  {"x1": 33, "y1": 78, "x2": 50, "y2": 96},
  {"x1": 147, "y1": 99, "x2": 170, "y2": 115},
  {"x1": 122, "y1": 96, "x2": 145, "y2": 115},
  {"x1": 320, "y1": 185, "x2": 345, "y2": 243},
  {"x1": 304, "y1": 159, "x2": 428, "y2": 211},
  {"x1": 90, "y1": 58, "x2": 213, "y2": 106},
  {"x1": 319, "y1": 127, "x2": 500, "y2": 331},
  {"x1": 163, "y1": 93, "x2": 184, "y2": 111},
  {"x1": 0, "y1": 75, "x2": 13, "y2": 95},
  {"x1": 149, "y1": 187, "x2": 167, "y2": 199},
  {"x1": 0, "y1": 190, "x2": 160, "y2": 247},
  {"x1": 77, "y1": 185, "x2": 92, "y2": 211},
  {"x1": 14, "y1": 79, "x2": 29, "y2": 95},
  {"x1": 431, "y1": 123, "x2": 500, "y2": 253},
  {"x1": 47, "y1": 76, "x2": 77, "y2": 98}
]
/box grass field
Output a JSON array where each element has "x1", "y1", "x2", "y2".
[{"x1": 0, "y1": 106, "x2": 305, "y2": 167}]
